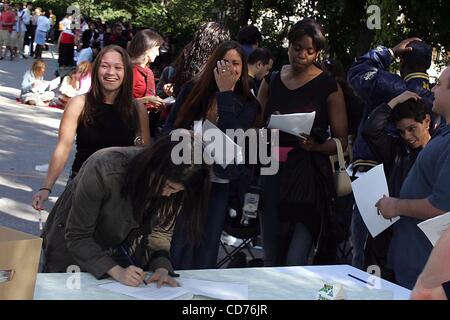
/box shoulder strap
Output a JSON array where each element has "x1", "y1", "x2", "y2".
[{"x1": 332, "y1": 138, "x2": 346, "y2": 171}]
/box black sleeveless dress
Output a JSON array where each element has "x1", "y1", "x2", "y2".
[
  {"x1": 72, "y1": 102, "x2": 136, "y2": 175},
  {"x1": 265, "y1": 70, "x2": 338, "y2": 236}
]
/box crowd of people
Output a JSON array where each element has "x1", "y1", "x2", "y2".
[{"x1": 4, "y1": 4, "x2": 445, "y2": 298}]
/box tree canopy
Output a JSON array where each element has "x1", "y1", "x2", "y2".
[{"x1": 34, "y1": 0, "x2": 449, "y2": 69}]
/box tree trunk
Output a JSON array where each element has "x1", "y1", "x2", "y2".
[{"x1": 241, "y1": 0, "x2": 252, "y2": 26}]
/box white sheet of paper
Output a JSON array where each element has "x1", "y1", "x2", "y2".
[
  {"x1": 163, "y1": 96, "x2": 175, "y2": 104},
  {"x1": 202, "y1": 119, "x2": 244, "y2": 168},
  {"x1": 351, "y1": 164, "x2": 399, "y2": 237},
  {"x1": 179, "y1": 278, "x2": 248, "y2": 300},
  {"x1": 418, "y1": 211, "x2": 450, "y2": 246},
  {"x1": 32, "y1": 81, "x2": 50, "y2": 93},
  {"x1": 267, "y1": 112, "x2": 316, "y2": 137},
  {"x1": 98, "y1": 281, "x2": 192, "y2": 300},
  {"x1": 48, "y1": 77, "x2": 61, "y2": 91}
]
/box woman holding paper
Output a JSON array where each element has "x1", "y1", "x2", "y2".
[
  {"x1": 31, "y1": 45, "x2": 150, "y2": 212},
  {"x1": 41, "y1": 135, "x2": 211, "y2": 287},
  {"x1": 257, "y1": 18, "x2": 348, "y2": 266},
  {"x1": 20, "y1": 59, "x2": 55, "y2": 106},
  {"x1": 129, "y1": 29, "x2": 166, "y2": 138},
  {"x1": 165, "y1": 40, "x2": 261, "y2": 269}
]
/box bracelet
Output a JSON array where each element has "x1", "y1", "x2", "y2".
[{"x1": 39, "y1": 187, "x2": 52, "y2": 193}]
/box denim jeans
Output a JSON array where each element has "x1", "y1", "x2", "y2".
[
  {"x1": 286, "y1": 222, "x2": 313, "y2": 266},
  {"x1": 260, "y1": 166, "x2": 314, "y2": 266},
  {"x1": 350, "y1": 205, "x2": 369, "y2": 270},
  {"x1": 170, "y1": 182, "x2": 230, "y2": 270},
  {"x1": 259, "y1": 168, "x2": 281, "y2": 266}
]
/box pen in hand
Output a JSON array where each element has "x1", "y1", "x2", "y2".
[{"x1": 120, "y1": 245, "x2": 148, "y2": 285}]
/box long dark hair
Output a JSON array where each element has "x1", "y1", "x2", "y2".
[
  {"x1": 79, "y1": 45, "x2": 136, "y2": 129},
  {"x1": 122, "y1": 134, "x2": 211, "y2": 243},
  {"x1": 174, "y1": 40, "x2": 257, "y2": 129},
  {"x1": 172, "y1": 22, "x2": 230, "y2": 96}
]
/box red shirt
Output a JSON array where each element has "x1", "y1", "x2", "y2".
[
  {"x1": 132, "y1": 64, "x2": 156, "y2": 110},
  {"x1": 60, "y1": 31, "x2": 75, "y2": 44},
  {"x1": 0, "y1": 11, "x2": 16, "y2": 32}
]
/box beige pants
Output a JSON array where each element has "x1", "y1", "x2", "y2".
[
  {"x1": 0, "y1": 30, "x2": 12, "y2": 47},
  {"x1": 10, "y1": 31, "x2": 25, "y2": 52}
]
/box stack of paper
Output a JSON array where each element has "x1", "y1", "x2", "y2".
[
  {"x1": 198, "y1": 120, "x2": 244, "y2": 168},
  {"x1": 418, "y1": 211, "x2": 450, "y2": 246},
  {"x1": 351, "y1": 164, "x2": 399, "y2": 237},
  {"x1": 98, "y1": 277, "x2": 249, "y2": 300},
  {"x1": 267, "y1": 112, "x2": 316, "y2": 137},
  {"x1": 99, "y1": 282, "x2": 193, "y2": 300}
]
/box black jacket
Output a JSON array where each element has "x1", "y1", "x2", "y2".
[
  {"x1": 162, "y1": 82, "x2": 259, "y2": 180},
  {"x1": 348, "y1": 46, "x2": 433, "y2": 167},
  {"x1": 363, "y1": 103, "x2": 421, "y2": 197},
  {"x1": 81, "y1": 29, "x2": 99, "y2": 49}
]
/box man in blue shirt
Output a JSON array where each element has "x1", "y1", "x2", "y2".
[
  {"x1": 411, "y1": 228, "x2": 450, "y2": 300},
  {"x1": 236, "y1": 25, "x2": 262, "y2": 58},
  {"x1": 376, "y1": 66, "x2": 450, "y2": 289}
]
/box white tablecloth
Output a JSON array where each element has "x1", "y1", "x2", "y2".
[{"x1": 33, "y1": 264, "x2": 411, "y2": 300}]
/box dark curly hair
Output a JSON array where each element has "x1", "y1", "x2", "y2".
[
  {"x1": 172, "y1": 22, "x2": 230, "y2": 96},
  {"x1": 389, "y1": 98, "x2": 429, "y2": 124}
]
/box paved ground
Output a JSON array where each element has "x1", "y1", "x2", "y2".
[{"x1": 0, "y1": 47, "x2": 72, "y2": 236}]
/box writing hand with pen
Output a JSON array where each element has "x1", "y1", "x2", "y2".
[
  {"x1": 107, "y1": 245, "x2": 180, "y2": 287},
  {"x1": 107, "y1": 265, "x2": 179, "y2": 288},
  {"x1": 375, "y1": 195, "x2": 399, "y2": 221}
]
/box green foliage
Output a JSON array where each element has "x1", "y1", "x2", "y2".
[{"x1": 31, "y1": 0, "x2": 449, "y2": 69}]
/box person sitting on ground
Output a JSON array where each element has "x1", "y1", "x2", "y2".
[
  {"x1": 51, "y1": 61, "x2": 92, "y2": 109},
  {"x1": 20, "y1": 58, "x2": 55, "y2": 106},
  {"x1": 41, "y1": 135, "x2": 211, "y2": 286}
]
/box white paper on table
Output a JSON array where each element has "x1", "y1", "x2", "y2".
[
  {"x1": 98, "y1": 281, "x2": 193, "y2": 300},
  {"x1": 202, "y1": 119, "x2": 244, "y2": 168},
  {"x1": 48, "y1": 77, "x2": 61, "y2": 91},
  {"x1": 418, "y1": 211, "x2": 450, "y2": 246},
  {"x1": 163, "y1": 96, "x2": 175, "y2": 104},
  {"x1": 267, "y1": 111, "x2": 316, "y2": 137},
  {"x1": 351, "y1": 164, "x2": 399, "y2": 237},
  {"x1": 179, "y1": 278, "x2": 248, "y2": 300}
]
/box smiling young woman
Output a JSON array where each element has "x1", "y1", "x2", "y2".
[{"x1": 32, "y1": 45, "x2": 150, "y2": 212}]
